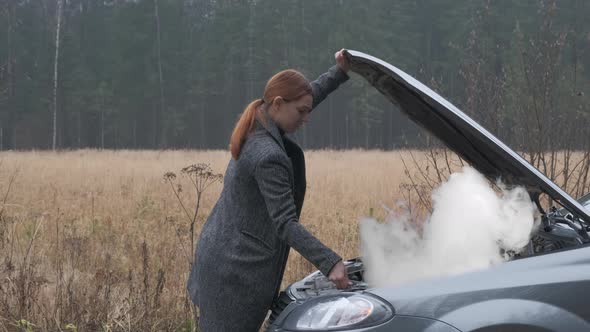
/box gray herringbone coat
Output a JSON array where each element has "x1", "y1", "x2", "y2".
[{"x1": 187, "y1": 66, "x2": 349, "y2": 332}]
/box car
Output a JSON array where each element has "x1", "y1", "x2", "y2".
[{"x1": 266, "y1": 50, "x2": 590, "y2": 332}]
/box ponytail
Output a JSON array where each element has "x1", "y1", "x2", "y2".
[{"x1": 230, "y1": 99, "x2": 264, "y2": 159}]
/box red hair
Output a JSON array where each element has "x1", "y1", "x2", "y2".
[{"x1": 230, "y1": 69, "x2": 312, "y2": 159}]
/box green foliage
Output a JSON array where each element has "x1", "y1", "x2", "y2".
[
  {"x1": 175, "y1": 318, "x2": 197, "y2": 332},
  {"x1": 14, "y1": 319, "x2": 35, "y2": 332},
  {"x1": 64, "y1": 323, "x2": 78, "y2": 332},
  {"x1": 0, "y1": 0, "x2": 588, "y2": 150}
]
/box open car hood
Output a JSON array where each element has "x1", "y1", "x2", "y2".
[{"x1": 344, "y1": 50, "x2": 590, "y2": 223}]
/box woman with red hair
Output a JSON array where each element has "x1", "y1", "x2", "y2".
[{"x1": 188, "y1": 50, "x2": 351, "y2": 331}]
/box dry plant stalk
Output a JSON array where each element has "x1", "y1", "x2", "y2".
[
  {"x1": 163, "y1": 163, "x2": 223, "y2": 329},
  {"x1": 163, "y1": 163, "x2": 223, "y2": 267}
]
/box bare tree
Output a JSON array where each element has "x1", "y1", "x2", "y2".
[
  {"x1": 2, "y1": 2, "x2": 15, "y2": 150},
  {"x1": 154, "y1": 0, "x2": 166, "y2": 148},
  {"x1": 52, "y1": 0, "x2": 64, "y2": 151}
]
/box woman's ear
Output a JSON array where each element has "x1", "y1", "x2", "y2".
[{"x1": 272, "y1": 96, "x2": 284, "y2": 111}]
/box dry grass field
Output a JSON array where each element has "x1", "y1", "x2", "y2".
[
  {"x1": 0, "y1": 149, "x2": 588, "y2": 331},
  {"x1": 0, "y1": 149, "x2": 425, "y2": 332}
]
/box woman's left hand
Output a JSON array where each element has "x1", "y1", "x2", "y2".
[{"x1": 334, "y1": 49, "x2": 350, "y2": 72}]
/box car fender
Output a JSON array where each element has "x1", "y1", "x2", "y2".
[{"x1": 437, "y1": 298, "x2": 589, "y2": 331}]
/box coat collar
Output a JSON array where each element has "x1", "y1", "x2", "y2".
[{"x1": 254, "y1": 110, "x2": 286, "y2": 152}]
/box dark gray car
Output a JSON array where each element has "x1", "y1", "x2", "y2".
[{"x1": 266, "y1": 50, "x2": 590, "y2": 332}]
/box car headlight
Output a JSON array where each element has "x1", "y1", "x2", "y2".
[{"x1": 283, "y1": 293, "x2": 394, "y2": 330}]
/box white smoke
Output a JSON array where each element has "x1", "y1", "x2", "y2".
[{"x1": 360, "y1": 166, "x2": 539, "y2": 287}]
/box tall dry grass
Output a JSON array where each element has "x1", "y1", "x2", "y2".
[
  {"x1": 0, "y1": 149, "x2": 587, "y2": 331},
  {"x1": 0, "y1": 149, "x2": 418, "y2": 331}
]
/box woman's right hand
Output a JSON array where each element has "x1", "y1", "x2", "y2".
[
  {"x1": 328, "y1": 261, "x2": 350, "y2": 289},
  {"x1": 334, "y1": 49, "x2": 350, "y2": 72}
]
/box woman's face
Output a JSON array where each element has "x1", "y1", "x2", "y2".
[{"x1": 270, "y1": 94, "x2": 313, "y2": 134}]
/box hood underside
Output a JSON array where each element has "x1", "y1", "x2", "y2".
[{"x1": 344, "y1": 50, "x2": 590, "y2": 223}]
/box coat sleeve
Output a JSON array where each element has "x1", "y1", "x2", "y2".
[
  {"x1": 311, "y1": 65, "x2": 350, "y2": 109},
  {"x1": 255, "y1": 151, "x2": 342, "y2": 276}
]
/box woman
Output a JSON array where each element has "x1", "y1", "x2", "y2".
[{"x1": 187, "y1": 50, "x2": 351, "y2": 331}]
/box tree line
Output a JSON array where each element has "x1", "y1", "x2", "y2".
[{"x1": 0, "y1": 0, "x2": 588, "y2": 151}]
